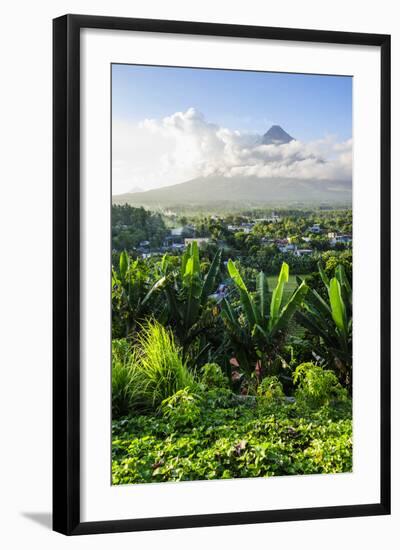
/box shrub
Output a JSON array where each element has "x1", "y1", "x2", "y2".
[
  {"x1": 257, "y1": 376, "x2": 285, "y2": 402},
  {"x1": 197, "y1": 362, "x2": 235, "y2": 408},
  {"x1": 200, "y1": 363, "x2": 229, "y2": 389},
  {"x1": 293, "y1": 362, "x2": 348, "y2": 409},
  {"x1": 160, "y1": 387, "x2": 201, "y2": 428}
]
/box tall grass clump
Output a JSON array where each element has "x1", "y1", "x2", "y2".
[
  {"x1": 112, "y1": 321, "x2": 195, "y2": 417},
  {"x1": 132, "y1": 321, "x2": 195, "y2": 411},
  {"x1": 112, "y1": 338, "x2": 137, "y2": 417}
]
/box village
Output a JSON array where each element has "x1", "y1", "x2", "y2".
[{"x1": 124, "y1": 214, "x2": 352, "y2": 259}]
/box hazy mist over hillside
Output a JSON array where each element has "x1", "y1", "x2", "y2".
[
  {"x1": 112, "y1": 118, "x2": 352, "y2": 210},
  {"x1": 113, "y1": 174, "x2": 352, "y2": 211}
]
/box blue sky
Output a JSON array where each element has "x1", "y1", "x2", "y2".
[
  {"x1": 112, "y1": 64, "x2": 352, "y2": 142},
  {"x1": 112, "y1": 64, "x2": 352, "y2": 194}
]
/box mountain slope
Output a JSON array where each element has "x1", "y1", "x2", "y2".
[{"x1": 113, "y1": 175, "x2": 352, "y2": 209}]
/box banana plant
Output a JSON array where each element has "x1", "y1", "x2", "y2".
[
  {"x1": 112, "y1": 250, "x2": 166, "y2": 337},
  {"x1": 221, "y1": 260, "x2": 308, "y2": 376},
  {"x1": 156, "y1": 241, "x2": 222, "y2": 361},
  {"x1": 295, "y1": 262, "x2": 352, "y2": 386}
]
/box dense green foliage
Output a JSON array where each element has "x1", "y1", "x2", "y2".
[
  {"x1": 112, "y1": 376, "x2": 352, "y2": 483},
  {"x1": 112, "y1": 204, "x2": 167, "y2": 251},
  {"x1": 111, "y1": 204, "x2": 353, "y2": 483}
]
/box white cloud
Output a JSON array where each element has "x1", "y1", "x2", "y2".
[{"x1": 112, "y1": 108, "x2": 352, "y2": 194}]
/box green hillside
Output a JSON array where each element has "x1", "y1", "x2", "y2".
[{"x1": 113, "y1": 175, "x2": 352, "y2": 211}]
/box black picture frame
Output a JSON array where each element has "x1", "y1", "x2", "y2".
[{"x1": 53, "y1": 14, "x2": 391, "y2": 536}]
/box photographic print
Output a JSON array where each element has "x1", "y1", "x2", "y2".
[
  {"x1": 53, "y1": 15, "x2": 390, "y2": 534},
  {"x1": 111, "y1": 64, "x2": 353, "y2": 485}
]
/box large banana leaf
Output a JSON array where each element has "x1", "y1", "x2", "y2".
[
  {"x1": 318, "y1": 261, "x2": 330, "y2": 292},
  {"x1": 296, "y1": 309, "x2": 335, "y2": 344},
  {"x1": 256, "y1": 271, "x2": 269, "y2": 319},
  {"x1": 180, "y1": 244, "x2": 192, "y2": 281},
  {"x1": 183, "y1": 254, "x2": 202, "y2": 331},
  {"x1": 201, "y1": 248, "x2": 222, "y2": 305},
  {"x1": 221, "y1": 297, "x2": 240, "y2": 329},
  {"x1": 190, "y1": 241, "x2": 201, "y2": 277},
  {"x1": 269, "y1": 262, "x2": 289, "y2": 330},
  {"x1": 329, "y1": 277, "x2": 347, "y2": 337},
  {"x1": 141, "y1": 276, "x2": 167, "y2": 306},
  {"x1": 161, "y1": 253, "x2": 169, "y2": 275},
  {"x1": 308, "y1": 287, "x2": 332, "y2": 318},
  {"x1": 227, "y1": 259, "x2": 257, "y2": 327},
  {"x1": 270, "y1": 280, "x2": 308, "y2": 336},
  {"x1": 112, "y1": 267, "x2": 119, "y2": 287},
  {"x1": 227, "y1": 258, "x2": 248, "y2": 292},
  {"x1": 164, "y1": 285, "x2": 183, "y2": 323},
  {"x1": 119, "y1": 249, "x2": 129, "y2": 280},
  {"x1": 335, "y1": 264, "x2": 352, "y2": 307}
]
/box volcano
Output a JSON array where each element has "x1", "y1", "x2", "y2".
[{"x1": 261, "y1": 125, "x2": 295, "y2": 145}]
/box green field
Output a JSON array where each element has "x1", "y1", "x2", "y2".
[{"x1": 266, "y1": 274, "x2": 309, "y2": 298}]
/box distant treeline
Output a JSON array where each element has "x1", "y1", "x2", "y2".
[
  {"x1": 112, "y1": 204, "x2": 352, "y2": 278},
  {"x1": 112, "y1": 205, "x2": 167, "y2": 250}
]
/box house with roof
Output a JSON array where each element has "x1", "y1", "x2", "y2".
[
  {"x1": 308, "y1": 223, "x2": 322, "y2": 234},
  {"x1": 278, "y1": 243, "x2": 296, "y2": 253},
  {"x1": 184, "y1": 237, "x2": 211, "y2": 248},
  {"x1": 328, "y1": 232, "x2": 352, "y2": 246},
  {"x1": 163, "y1": 225, "x2": 195, "y2": 248},
  {"x1": 336, "y1": 234, "x2": 352, "y2": 244}
]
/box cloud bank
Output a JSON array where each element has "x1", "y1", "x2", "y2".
[{"x1": 112, "y1": 107, "x2": 352, "y2": 195}]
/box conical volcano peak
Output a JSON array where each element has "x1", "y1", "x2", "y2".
[{"x1": 261, "y1": 125, "x2": 295, "y2": 145}]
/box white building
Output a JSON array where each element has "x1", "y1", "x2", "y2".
[{"x1": 184, "y1": 238, "x2": 211, "y2": 248}]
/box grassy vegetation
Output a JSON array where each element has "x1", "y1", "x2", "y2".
[{"x1": 112, "y1": 322, "x2": 195, "y2": 416}]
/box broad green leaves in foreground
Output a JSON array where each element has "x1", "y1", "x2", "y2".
[
  {"x1": 112, "y1": 387, "x2": 352, "y2": 484},
  {"x1": 157, "y1": 242, "x2": 222, "y2": 361},
  {"x1": 222, "y1": 261, "x2": 308, "y2": 375},
  {"x1": 296, "y1": 263, "x2": 352, "y2": 385}
]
